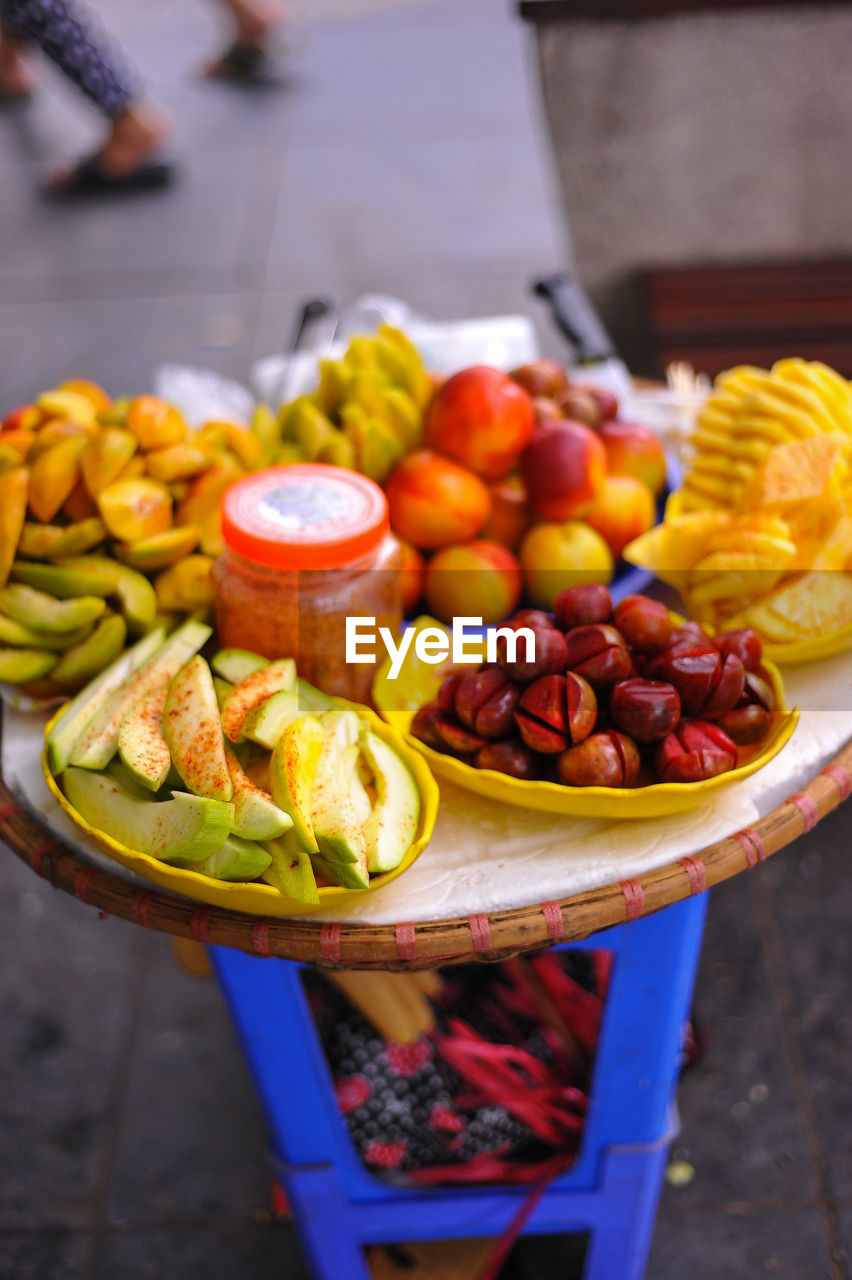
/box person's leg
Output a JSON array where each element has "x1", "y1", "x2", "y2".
[
  {"x1": 0, "y1": 22, "x2": 32, "y2": 99},
  {"x1": 0, "y1": 0, "x2": 170, "y2": 186},
  {"x1": 203, "y1": 0, "x2": 288, "y2": 81}
]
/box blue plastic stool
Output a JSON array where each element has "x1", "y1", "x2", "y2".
[{"x1": 212, "y1": 893, "x2": 707, "y2": 1280}]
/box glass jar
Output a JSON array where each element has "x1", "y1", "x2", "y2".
[{"x1": 212, "y1": 464, "x2": 402, "y2": 705}]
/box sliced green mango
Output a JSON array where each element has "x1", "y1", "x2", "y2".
[
  {"x1": 47, "y1": 627, "x2": 166, "y2": 774},
  {"x1": 295, "y1": 678, "x2": 337, "y2": 716},
  {"x1": 0, "y1": 647, "x2": 57, "y2": 683},
  {"x1": 51, "y1": 614, "x2": 127, "y2": 689},
  {"x1": 62, "y1": 766, "x2": 232, "y2": 864},
  {"x1": 163, "y1": 655, "x2": 232, "y2": 803},
  {"x1": 241, "y1": 689, "x2": 303, "y2": 750},
  {"x1": 115, "y1": 526, "x2": 202, "y2": 572},
  {"x1": 225, "y1": 745, "x2": 292, "y2": 841},
  {"x1": 193, "y1": 835, "x2": 272, "y2": 881},
  {"x1": 117, "y1": 686, "x2": 171, "y2": 792},
  {"x1": 18, "y1": 518, "x2": 106, "y2": 560},
  {"x1": 0, "y1": 612, "x2": 92, "y2": 652},
  {"x1": 0, "y1": 583, "x2": 105, "y2": 634},
  {"x1": 269, "y1": 715, "x2": 324, "y2": 854},
  {"x1": 213, "y1": 676, "x2": 232, "y2": 710},
  {"x1": 310, "y1": 849, "x2": 370, "y2": 891},
  {"x1": 359, "y1": 728, "x2": 419, "y2": 873},
  {"x1": 220, "y1": 659, "x2": 296, "y2": 742},
  {"x1": 263, "y1": 830, "x2": 320, "y2": 904},
  {"x1": 211, "y1": 648, "x2": 268, "y2": 684},
  {"x1": 70, "y1": 619, "x2": 211, "y2": 770},
  {"x1": 311, "y1": 710, "x2": 367, "y2": 867},
  {"x1": 12, "y1": 555, "x2": 157, "y2": 634}
]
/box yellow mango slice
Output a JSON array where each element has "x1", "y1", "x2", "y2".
[
  {"x1": 27, "y1": 420, "x2": 96, "y2": 463},
  {"x1": 0, "y1": 467, "x2": 28, "y2": 589},
  {"x1": 63, "y1": 481, "x2": 99, "y2": 523},
  {"x1": 249, "y1": 403, "x2": 280, "y2": 460},
  {"x1": 0, "y1": 430, "x2": 36, "y2": 459},
  {"x1": 199, "y1": 508, "x2": 224, "y2": 557},
  {"x1": 37, "y1": 389, "x2": 97, "y2": 426},
  {"x1": 200, "y1": 421, "x2": 263, "y2": 470},
  {"x1": 154, "y1": 555, "x2": 215, "y2": 612},
  {"x1": 59, "y1": 379, "x2": 112, "y2": 413},
  {"x1": 116, "y1": 525, "x2": 201, "y2": 571},
  {"x1": 2, "y1": 405, "x2": 39, "y2": 432},
  {"x1": 81, "y1": 427, "x2": 138, "y2": 497},
  {"x1": 18, "y1": 518, "x2": 106, "y2": 560},
  {"x1": 126, "y1": 395, "x2": 186, "y2": 450},
  {"x1": 176, "y1": 465, "x2": 241, "y2": 527},
  {"x1": 145, "y1": 442, "x2": 211, "y2": 483},
  {"x1": 98, "y1": 477, "x2": 173, "y2": 542},
  {"x1": 29, "y1": 435, "x2": 88, "y2": 523},
  {"x1": 113, "y1": 455, "x2": 147, "y2": 484},
  {"x1": 0, "y1": 445, "x2": 25, "y2": 473}
]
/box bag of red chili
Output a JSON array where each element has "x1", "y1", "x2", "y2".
[{"x1": 302, "y1": 952, "x2": 610, "y2": 1186}]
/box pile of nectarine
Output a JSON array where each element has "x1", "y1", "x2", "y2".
[{"x1": 384, "y1": 360, "x2": 666, "y2": 621}]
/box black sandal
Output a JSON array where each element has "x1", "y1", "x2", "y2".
[
  {"x1": 42, "y1": 155, "x2": 174, "y2": 199},
  {"x1": 204, "y1": 40, "x2": 279, "y2": 85}
]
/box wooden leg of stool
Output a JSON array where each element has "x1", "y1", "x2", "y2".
[
  {"x1": 368, "y1": 1239, "x2": 497, "y2": 1279},
  {"x1": 170, "y1": 936, "x2": 212, "y2": 977},
  {"x1": 326, "y1": 970, "x2": 436, "y2": 1043}
]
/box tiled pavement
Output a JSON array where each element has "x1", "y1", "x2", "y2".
[{"x1": 0, "y1": 1, "x2": 850, "y2": 1277}]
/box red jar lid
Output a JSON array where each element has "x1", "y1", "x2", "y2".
[{"x1": 221, "y1": 464, "x2": 390, "y2": 570}]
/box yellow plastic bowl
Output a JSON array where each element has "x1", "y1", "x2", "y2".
[
  {"x1": 43, "y1": 699, "x2": 439, "y2": 918},
  {"x1": 373, "y1": 617, "x2": 799, "y2": 819},
  {"x1": 763, "y1": 620, "x2": 852, "y2": 665}
]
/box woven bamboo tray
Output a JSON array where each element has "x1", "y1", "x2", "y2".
[{"x1": 3, "y1": 719, "x2": 850, "y2": 970}]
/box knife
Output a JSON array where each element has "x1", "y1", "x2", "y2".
[{"x1": 533, "y1": 272, "x2": 635, "y2": 407}]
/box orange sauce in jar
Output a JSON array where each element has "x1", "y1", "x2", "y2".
[{"x1": 212, "y1": 464, "x2": 402, "y2": 705}]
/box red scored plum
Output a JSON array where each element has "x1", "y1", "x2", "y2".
[
  {"x1": 610, "y1": 678, "x2": 681, "y2": 743},
  {"x1": 497, "y1": 622, "x2": 568, "y2": 683},
  {"x1": 613, "y1": 595, "x2": 673, "y2": 652},
  {"x1": 438, "y1": 672, "x2": 464, "y2": 712},
  {"x1": 514, "y1": 672, "x2": 597, "y2": 754},
  {"x1": 714, "y1": 628, "x2": 763, "y2": 672},
  {"x1": 666, "y1": 621, "x2": 715, "y2": 652},
  {"x1": 511, "y1": 608, "x2": 556, "y2": 631},
  {"x1": 553, "y1": 583, "x2": 613, "y2": 631},
  {"x1": 654, "y1": 720, "x2": 737, "y2": 784},
  {"x1": 454, "y1": 668, "x2": 519, "y2": 738},
  {"x1": 715, "y1": 704, "x2": 772, "y2": 746},
  {"x1": 410, "y1": 702, "x2": 442, "y2": 750},
  {"x1": 742, "y1": 670, "x2": 775, "y2": 712},
  {"x1": 564, "y1": 623, "x2": 633, "y2": 688},
  {"x1": 557, "y1": 730, "x2": 640, "y2": 788},
  {"x1": 475, "y1": 739, "x2": 539, "y2": 780},
  {"x1": 647, "y1": 647, "x2": 744, "y2": 718},
  {"x1": 434, "y1": 712, "x2": 488, "y2": 755},
  {"x1": 715, "y1": 670, "x2": 775, "y2": 745}
]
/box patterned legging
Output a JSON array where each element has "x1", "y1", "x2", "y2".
[{"x1": 0, "y1": 0, "x2": 137, "y2": 118}]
